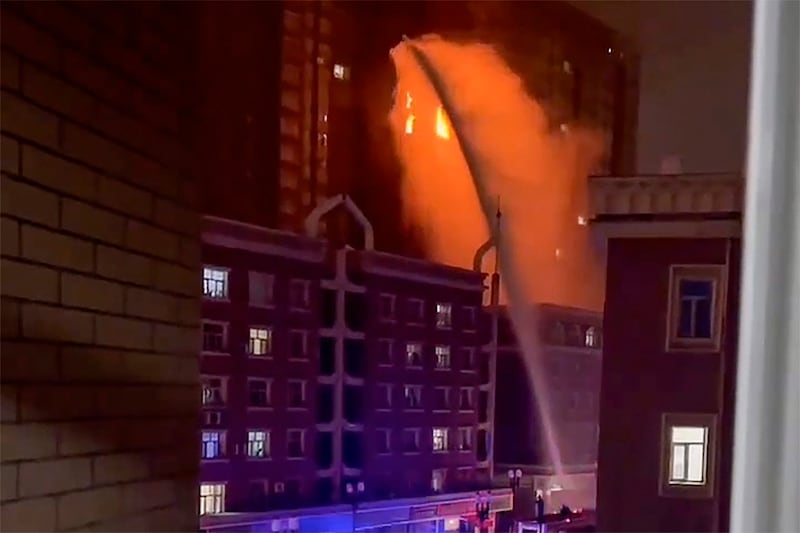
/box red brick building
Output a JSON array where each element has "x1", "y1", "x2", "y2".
[
  {"x1": 199, "y1": 197, "x2": 494, "y2": 514},
  {"x1": 589, "y1": 173, "x2": 743, "y2": 532}
]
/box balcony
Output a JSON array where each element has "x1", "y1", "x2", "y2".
[{"x1": 589, "y1": 173, "x2": 744, "y2": 238}]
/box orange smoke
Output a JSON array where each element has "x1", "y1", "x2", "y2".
[{"x1": 389, "y1": 36, "x2": 606, "y2": 311}]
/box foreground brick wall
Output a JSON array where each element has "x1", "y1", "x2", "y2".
[{"x1": 1, "y1": 3, "x2": 200, "y2": 530}]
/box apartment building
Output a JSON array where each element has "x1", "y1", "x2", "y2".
[
  {"x1": 589, "y1": 173, "x2": 743, "y2": 532},
  {"x1": 198, "y1": 197, "x2": 494, "y2": 514},
  {"x1": 494, "y1": 304, "x2": 603, "y2": 514}
]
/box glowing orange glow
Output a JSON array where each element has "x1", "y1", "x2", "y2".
[
  {"x1": 405, "y1": 91, "x2": 413, "y2": 110},
  {"x1": 435, "y1": 106, "x2": 450, "y2": 139},
  {"x1": 405, "y1": 114, "x2": 415, "y2": 134},
  {"x1": 389, "y1": 35, "x2": 606, "y2": 311}
]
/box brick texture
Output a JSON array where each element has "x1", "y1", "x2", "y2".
[{"x1": 1, "y1": 3, "x2": 199, "y2": 531}]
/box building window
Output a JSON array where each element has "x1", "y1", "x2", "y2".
[
  {"x1": 585, "y1": 326, "x2": 598, "y2": 348},
  {"x1": 248, "y1": 380, "x2": 271, "y2": 408},
  {"x1": 199, "y1": 483, "x2": 225, "y2": 515},
  {"x1": 248, "y1": 327, "x2": 272, "y2": 356},
  {"x1": 407, "y1": 298, "x2": 424, "y2": 323},
  {"x1": 201, "y1": 431, "x2": 225, "y2": 460},
  {"x1": 551, "y1": 321, "x2": 566, "y2": 345},
  {"x1": 202, "y1": 321, "x2": 227, "y2": 354},
  {"x1": 460, "y1": 347, "x2": 476, "y2": 372},
  {"x1": 201, "y1": 376, "x2": 225, "y2": 406},
  {"x1": 404, "y1": 385, "x2": 422, "y2": 409},
  {"x1": 287, "y1": 380, "x2": 306, "y2": 408},
  {"x1": 377, "y1": 383, "x2": 393, "y2": 410},
  {"x1": 434, "y1": 345, "x2": 451, "y2": 369},
  {"x1": 402, "y1": 428, "x2": 420, "y2": 453},
  {"x1": 289, "y1": 330, "x2": 308, "y2": 359},
  {"x1": 248, "y1": 271, "x2": 274, "y2": 307},
  {"x1": 289, "y1": 279, "x2": 310, "y2": 310},
  {"x1": 432, "y1": 427, "x2": 449, "y2": 452},
  {"x1": 435, "y1": 303, "x2": 452, "y2": 329},
  {"x1": 380, "y1": 294, "x2": 396, "y2": 321},
  {"x1": 432, "y1": 469, "x2": 447, "y2": 493},
  {"x1": 287, "y1": 429, "x2": 305, "y2": 458},
  {"x1": 660, "y1": 412, "x2": 717, "y2": 498},
  {"x1": 378, "y1": 339, "x2": 394, "y2": 366},
  {"x1": 458, "y1": 427, "x2": 473, "y2": 451},
  {"x1": 433, "y1": 387, "x2": 450, "y2": 411},
  {"x1": 247, "y1": 430, "x2": 270, "y2": 459},
  {"x1": 406, "y1": 342, "x2": 423, "y2": 368},
  {"x1": 463, "y1": 306, "x2": 477, "y2": 330},
  {"x1": 667, "y1": 265, "x2": 725, "y2": 351},
  {"x1": 203, "y1": 267, "x2": 228, "y2": 300},
  {"x1": 333, "y1": 63, "x2": 349, "y2": 80},
  {"x1": 377, "y1": 429, "x2": 391, "y2": 454},
  {"x1": 459, "y1": 388, "x2": 474, "y2": 411}
]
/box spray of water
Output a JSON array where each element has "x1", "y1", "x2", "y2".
[{"x1": 389, "y1": 35, "x2": 606, "y2": 481}]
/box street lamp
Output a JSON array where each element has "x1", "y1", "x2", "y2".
[
  {"x1": 345, "y1": 481, "x2": 365, "y2": 533},
  {"x1": 475, "y1": 491, "x2": 491, "y2": 532},
  {"x1": 507, "y1": 468, "x2": 523, "y2": 490}
]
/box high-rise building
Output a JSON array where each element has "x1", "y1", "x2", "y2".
[{"x1": 589, "y1": 172, "x2": 743, "y2": 531}]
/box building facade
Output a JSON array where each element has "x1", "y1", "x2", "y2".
[
  {"x1": 493, "y1": 304, "x2": 602, "y2": 515},
  {"x1": 589, "y1": 173, "x2": 743, "y2": 532},
  {"x1": 199, "y1": 198, "x2": 497, "y2": 514}
]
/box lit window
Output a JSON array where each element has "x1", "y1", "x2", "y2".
[
  {"x1": 380, "y1": 294, "x2": 396, "y2": 321},
  {"x1": 199, "y1": 483, "x2": 225, "y2": 515},
  {"x1": 247, "y1": 430, "x2": 270, "y2": 458},
  {"x1": 660, "y1": 413, "x2": 717, "y2": 498},
  {"x1": 435, "y1": 345, "x2": 451, "y2": 369},
  {"x1": 432, "y1": 469, "x2": 447, "y2": 493},
  {"x1": 201, "y1": 431, "x2": 225, "y2": 460},
  {"x1": 201, "y1": 377, "x2": 225, "y2": 406},
  {"x1": 585, "y1": 326, "x2": 598, "y2": 348},
  {"x1": 563, "y1": 60, "x2": 573, "y2": 74},
  {"x1": 404, "y1": 385, "x2": 422, "y2": 409},
  {"x1": 377, "y1": 429, "x2": 391, "y2": 454},
  {"x1": 406, "y1": 343, "x2": 423, "y2": 367},
  {"x1": 287, "y1": 429, "x2": 305, "y2": 458},
  {"x1": 333, "y1": 63, "x2": 348, "y2": 80},
  {"x1": 248, "y1": 380, "x2": 271, "y2": 408},
  {"x1": 248, "y1": 327, "x2": 272, "y2": 356},
  {"x1": 458, "y1": 427, "x2": 473, "y2": 451},
  {"x1": 289, "y1": 330, "x2": 307, "y2": 359},
  {"x1": 287, "y1": 380, "x2": 306, "y2": 408},
  {"x1": 378, "y1": 339, "x2": 394, "y2": 365},
  {"x1": 436, "y1": 302, "x2": 452, "y2": 328},
  {"x1": 667, "y1": 265, "x2": 724, "y2": 351},
  {"x1": 459, "y1": 388, "x2": 474, "y2": 411},
  {"x1": 248, "y1": 272, "x2": 274, "y2": 307},
  {"x1": 435, "y1": 106, "x2": 450, "y2": 139},
  {"x1": 405, "y1": 114, "x2": 415, "y2": 135},
  {"x1": 203, "y1": 267, "x2": 228, "y2": 300},
  {"x1": 405, "y1": 91, "x2": 413, "y2": 109},
  {"x1": 403, "y1": 428, "x2": 420, "y2": 453},
  {"x1": 289, "y1": 279, "x2": 311, "y2": 310},
  {"x1": 202, "y1": 321, "x2": 227, "y2": 354},
  {"x1": 432, "y1": 428, "x2": 449, "y2": 452}
]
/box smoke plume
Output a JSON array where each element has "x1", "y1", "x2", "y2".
[{"x1": 389, "y1": 35, "x2": 606, "y2": 311}]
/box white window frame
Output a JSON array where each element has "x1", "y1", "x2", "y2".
[
  {"x1": 287, "y1": 380, "x2": 307, "y2": 409},
  {"x1": 289, "y1": 279, "x2": 311, "y2": 311},
  {"x1": 248, "y1": 326, "x2": 272, "y2": 357},
  {"x1": 459, "y1": 387, "x2": 474, "y2": 412},
  {"x1": 199, "y1": 483, "x2": 226, "y2": 515},
  {"x1": 202, "y1": 320, "x2": 228, "y2": 355},
  {"x1": 665, "y1": 265, "x2": 726, "y2": 352},
  {"x1": 288, "y1": 330, "x2": 308, "y2": 359},
  {"x1": 247, "y1": 379, "x2": 272, "y2": 409},
  {"x1": 404, "y1": 385, "x2": 423, "y2": 410},
  {"x1": 248, "y1": 271, "x2": 274, "y2": 308},
  {"x1": 201, "y1": 430, "x2": 226, "y2": 461},
  {"x1": 247, "y1": 429, "x2": 271, "y2": 459},
  {"x1": 434, "y1": 345, "x2": 451, "y2": 370},
  {"x1": 379, "y1": 293, "x2": 396, "y2": 322},
  {"x1": 201, "y1": 375, "x2": 226, "y2": 407},
  {"x1": 406, "y1": 342, "x2": 423, "y2": 368},
  {"x1": 433, "y1": 386, "x2": 450, "y2": 412},
  {"x1": 287, "y1": 429, "x2": 305, "y2": 459},
  {"x1": 458, "y1": 427, "x2": 473, "y2": 452},
  {"x1": 402, "y1": 428, "x2": 421, "y2": 454},
  {"x1": 659, "y1": 412, "x2": 717, "y2": 499},
  {"x1": 378, "y1": 338, "x2": 394, "y2": 366},
  {"x1": 203, "y1": 266, "x2": 229, "y2": 301},
  {"x1": 407, "y1": 298, "x2": 425, "y2": 324},
  {"x1": 432, "y1": 427, "x2": 449, "y2": 452},
  {"x1": 435, "y1": 302, "x2": 452, "y2": 329},
  {"x1": 377, "y1": 428, "x2": 391, "y2": 455}
]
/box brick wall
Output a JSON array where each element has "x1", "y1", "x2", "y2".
[{"x1": 1, "y1": 3, "x2": 200, "y2": 531}]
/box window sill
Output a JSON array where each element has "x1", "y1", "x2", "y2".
[
  {"x1": 248, "y1": 354, "x2": 274, "y2": 359},
  {"x1": 376, "y1": 408, "x2": 393, "y2": 412},
  {"x1": 406, "y1": 365, "x2": 423, "y2": 370},
  {"x1": 287, "y1": 407, "x2": 308, "y2": 412},
  {"x1": 202, "y1": 404, "x2": 227, "y2": 410},
  {"x1": 378, "y1": 362, "x2": 394, "y2": 368},
  {"x1": 459, "y1": 409, "x2": 475, "y2": 413},
  {"x1": 249, "y1": 303, "x2": 275, "y2": 309},
  {"x1": 246, "y1": 456, "x2": 272, "y2": 461},
  {"x1": 402, "y1": 451, "x2": 421, "y2": 456},
  {"x1": 202, "y1": 351, "x2": 230, "y2": 357},
  {"x1": 201, "y1": 458, "x2": 230, "y2": 463},
  {"x1": 203, "y1": 297, "x2": 230, "y2": 303},
  {"x1": 288, "y1": 357, "x2": 309, "y2": 362},
  {"x1": 287, "y1": 456, "x2": 306, "y2": 461},
  {"x1": 289, "y1": 307, "x2": 311, "y2": 313},
  {"x1": 405, "y1": 408, "x2": 424, "y2": 413},
  {"x1": 433, "y1": 409, "x2": 451, "y2": 414},
  {"x1": 434, "y1": 367, "x2": 452, "y2": 371},
  {"x1": 247, "y1": 406, "x2": 274, "y2": 411}
]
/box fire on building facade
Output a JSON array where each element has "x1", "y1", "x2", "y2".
[
  {"x1": 589, "y1": 173, "x2": 743, "y2": 532},
  {"x1": 493, "y1": 304, "x2": 603, "y2": 515},
  {"x1": 199, "y1": 196, "x2": 497, "y2": 515}
]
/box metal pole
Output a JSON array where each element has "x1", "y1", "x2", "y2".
[{"x1": 731, "y1": 1, "x2": 800, "y2": 532}]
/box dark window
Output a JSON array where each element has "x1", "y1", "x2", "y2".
[
  {"x1": 344, "y1": 385, "x2": 364, "y2": 423},
  {"x1": 479, "y1": 354, "x2": 490, "y2": 385},
  {"x1": 343, "y1": 431, "x2": 364, "y2": 469},
  {"x1": 380, "y1": 294, "x2": 395, "y2": 320},
  {"x1": 677, "y1": 279, "x2": 714, "y2": 339},
  {"x1": 344, "y1": 339, "x2": 366, "y2": 377},
  {"x1": 314, "y1": 477, "x2": 334, "y2": 506},
  {"x1": 248, "y1": 380, "x2": 270, "y2": 407},
  {"x1": 316, "y1": 385, "x2": 334, "y2": 423},
  {"x1": 402, "y1": 429, "x2": 420, "y2": 452},
  {"x1": 478, "y1": 390, "x2": 489, "y2": 423},
  {"x1": 344, "y1": 292, "x2": 367, "y2": 331},
  {"x1": 378, "y1": 339, "x2": 393, "y2": 365},
  {"x1": 320, "y1": 288, "x2": 336, "y2": 328},
  {"x1": 376, "y1": 429, "x2": 391, "y2": 454},
  {"x1": 319, "y1": 336, "x2": 335, "y2": 376},
  {"x1": 459, "y1": 388, "x2": 474, "y2": 410},
  {"x1": 288, "y1": 381, "x2": 305, "y2": 408},
  {"x1": 287, "y1": 430, "x2": 304, "y2": 458},
  {"x1": 477, "y1": 429, "x2": 488, "y2": 461},
  {"x1": 289, "y1": 279, "x2": 310, "y2": 309},
  {"x1": 202, "y1": 322, "x2": 226, "y2": 352},
  {"x1": 290, "y1": 331, "x2": 307, "y2": 358},
  {"x1": 434, "y1": 388, "x2": 449, "y2": 410},
  {"x1": 407, "y1": 299, "x2": 424, "y2": 322},
  {"x1": 315, "y1": 431, "x2": 333, "y2": 469}
]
